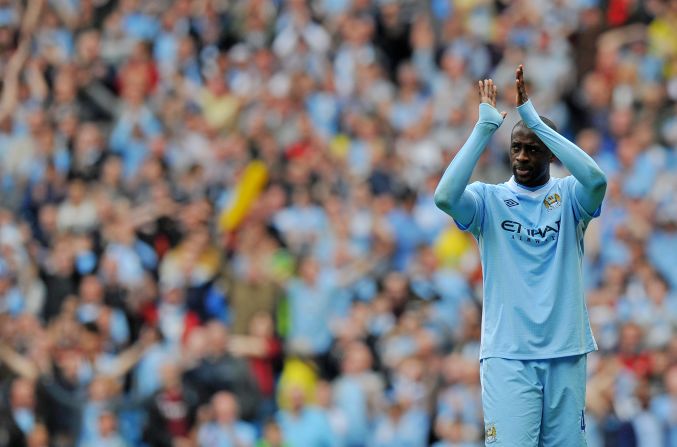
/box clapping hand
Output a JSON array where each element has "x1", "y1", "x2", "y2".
[
  {"x1": 478, "y1": 78, "x2": 507, "y2": 120},
  {"x1": 515, "y1": 64, "x2": 529, "y2": 106}
]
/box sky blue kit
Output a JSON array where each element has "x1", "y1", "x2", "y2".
[{"x1": 435, "y1": 100, "x2": 606, "y2": 446}]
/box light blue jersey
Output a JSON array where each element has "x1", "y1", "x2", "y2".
[
  {"x1": 459, "y1": 175, "x2": 598, "y2": 360},
  {"x1": 435, "y1": 96, "x2": 606, "y2": 445}
]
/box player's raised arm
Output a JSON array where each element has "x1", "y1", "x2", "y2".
[
  {"x1": 515, "y1": 65, "x2": 607, "y2": 216},
  {"x1": 434, "y1": 79, "x2": 507, "y2": 227}
]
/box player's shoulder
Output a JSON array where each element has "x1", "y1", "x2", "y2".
[
  {"x1": 468, "y1": 180, "x2": 506, "y2": 192},
  {"x1": 467, "y1": 181, "x2": 518, "y2": 203},
  {"x1": 550, "y1": 175, "x2": 579, "y2": 193},
  {"x1": 552, "y1": 175, "x2": 574, "y2": 185},
  {"x1": 478, "y1": 179, "x2": 519, "y2": 196}
]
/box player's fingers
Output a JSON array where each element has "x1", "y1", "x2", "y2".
[{"x1": 501, "y1": 111, "x2": 507, "y2": 119}]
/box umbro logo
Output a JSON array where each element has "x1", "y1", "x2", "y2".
[{"x1": 504, "y1": 199, "x2": 519, "y2": 207}]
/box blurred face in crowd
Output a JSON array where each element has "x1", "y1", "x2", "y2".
[
  {"x1": 441, "y1": 52, "x2": 465, "y2": 79},
  {"x1": 10, "y1": 378, "x2": 35, "y2": 410},
  {"x1": 212, "y1": 392, "x2": 238, "y2": 425},
  {"x1": 609, "y1": 108, "x2": 634, "y2": 139},
  {"x1": 0, "y1": 269, "x2": 12, "y2": 294},
  {"x1": 299, "y1": 257, "x2": 319, "y2": 284},
  {"x1": 249, "y1": 312, "x2": 274, "y2": 337},
  {"x1": 185, "y1": 226, "x2": 210, "y2": 253},
  {"x1": 288, "y1": 385, "x2": 306, "y2": 413},
  {"x1": 397, "y1": 63, "x2": 419, "y2": 91},
  {"x1": 576, "y1": 128, "x2": 601, "y2": 156},
  {"x1": 185, "y1": 327, "x2": 208, "y2": 360},
  {"x1": 75, "y1": 123, "x2": 102, "y2": 155},
  {"x1": 67, "y1": 179, "x2": 87, "y2": 204},
  {"x1": 314, "y1": 381, "x2": 333, "y2": 408},
  {"x1": 342, "y1": 342, "x2": 372, "y2": 375},
  {"x1": 161, "y1": 286, "x2": 184, "y2": 309},
  {"x1": 205, "y1": 321, "x2": 228, "y2": 356},
  {"x1": 89, "y1": 376, "x2": 113, "y2": 402},
  {"x1": 98, "y1": 411, "x2": 118, "y2": 437},
  {"x1": 666, "y1": 365, "x2": 677, "y2": 396},
  {"x1": 80, "y1": 275, "x2": 104, "y2": 305},
  {"x1": 342, "y1": 15, "x2": 372, "y2": 45},
  {"x1": 57, "y1": 111, "x2": 79, "y2": 140},
  {"x1": 54, "y1": 70, "x2": 77, "y2": 102},
  {"x1": 618, "y1": 323, "x2": 643, "y2": 354},
  {"x1": 76, "y1": 29, "x2": 101, "y2": 63},
  {"x1": 0, "y1": 25, "x2": 14, "y2": 50},
  {"x1": 26, "y1": 424, "x2": 49, "y2": 447},
  {"x1": 80, "y1": 325, "x2": 103, "y2": 355},
  {"x1": 35, "y1": 125, "x2": 55, "y2": 155},
  {"x1": 101, "y1": 156, "x2": 123, "y2": 185},
  {"x1": 263, "y1": 421, "x2": 283, "y2": 446},
  {"x1": 383, "y1": 272, "x2": 408, "y2": 302},
  {"x1": 159, "y1": 362, "x2": 182, "y2": 391},
  {"x1": 27, "y1": 110, "x2": 47, "y2": 135}
]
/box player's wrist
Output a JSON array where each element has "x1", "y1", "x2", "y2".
[
  {"x1": 478, "y1": 103, "x2": 503, "y2": 128},
  {"x1": 516, "y1": 99, "x2": 541, "y2": 128}
]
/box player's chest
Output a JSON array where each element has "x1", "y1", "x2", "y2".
[{"x1": 486, "y1": 190, "x2": 565, "y2": 244}]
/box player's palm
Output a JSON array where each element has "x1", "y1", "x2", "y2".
[{"x1": 478, "y1": 79, "x2": 507, "y2": 119}]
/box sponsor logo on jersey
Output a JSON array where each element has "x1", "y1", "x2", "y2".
[
  {"x1": 501, "y1": 220, "x2": 561, "y2": 243},
  {"x1": 504, "y1": 198, "x2": 519, "y2": 207}
]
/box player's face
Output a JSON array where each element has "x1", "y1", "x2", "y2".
[{"x1": 509, "y1": 126, "x2": 553, "y2": 187}]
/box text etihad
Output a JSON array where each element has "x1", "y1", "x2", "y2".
[{"x1": 500, "y1": 220, "x2": 561, "y2": 240}]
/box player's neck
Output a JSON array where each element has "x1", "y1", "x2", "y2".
[{"x1": 513, "y1": 176, "x2": 551, "y2": 191}]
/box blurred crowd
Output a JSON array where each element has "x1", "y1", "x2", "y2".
[{"x1": 0, "y1": 0, "x2": 676, "y2": 446}]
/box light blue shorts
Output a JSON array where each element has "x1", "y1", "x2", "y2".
[{"x1": 480, "y1": 354, "x2": 588, "y2": 446}]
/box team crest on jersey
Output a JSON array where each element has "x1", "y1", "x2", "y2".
[
  {"x1": 485, "y1": 422, "x2": 497, "y2": 443},
  {"x1": 543, "y1": 193, "x2": 562, "y2": 211}
]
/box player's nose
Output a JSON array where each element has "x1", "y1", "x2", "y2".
[{"x1": 514, "y1": 148, "x2": 529, "y2": 161}]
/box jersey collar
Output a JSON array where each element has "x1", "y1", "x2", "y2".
[{"x1": 507, "y1": 176, "x2": 553, "y2": 197}]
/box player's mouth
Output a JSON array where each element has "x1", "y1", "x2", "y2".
[{"x1": 514, "y1": 166, "x2": 531, "y2": 177}]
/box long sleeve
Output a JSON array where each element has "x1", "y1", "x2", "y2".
[
  {"x1": 517, "y1": 100, "x2": 607, "y2": 215},
  {"x1": 434, "y1": 103, "x2": 504, "y2": 227}
]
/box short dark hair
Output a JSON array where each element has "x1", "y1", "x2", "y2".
[{"x1": 512, "y1": 116, "x2": 558, "y2": 136}]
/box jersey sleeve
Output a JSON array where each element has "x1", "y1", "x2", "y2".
[
  {"x1": 454, "y1": 181, "x2": 486, "y2": 237},
  {"x1": 566, "y1": 176, "x2": 601, "y2": 225}
]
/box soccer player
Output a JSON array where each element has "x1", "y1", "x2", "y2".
[{"x1": 434, "y1": 65, "x2": 607, "y2": 446}]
